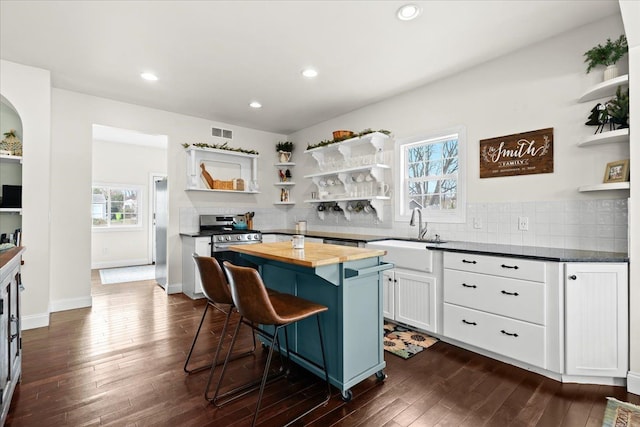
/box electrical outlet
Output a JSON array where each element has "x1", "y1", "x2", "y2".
[
  {"x1": 518, "y1": 216, "x2": 529, "y2": 231},
  {"x1": 473, "y1": 217, "x2": 482, "y2": 229}
]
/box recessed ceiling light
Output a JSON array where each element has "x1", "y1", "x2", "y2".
[
  {"x1": 249, "y1": 101, "x2": 262, "y2": 109},
  {"x1": 397, "y1": 4, "x2": 421, "y2": 21},
  {"x1": 302, "y1": 68, "x2": 318, "y2": 78},
  {"x1": 140, "y1": 72, "x2": 158, "y2": 81}
]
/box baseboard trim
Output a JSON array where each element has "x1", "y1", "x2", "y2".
[
  {"x1": 92, "y1": 258, "x2": 150, "y2": 270},
  {"x1": 628, "y1": 371, "x2": 640, "y2": 395},
  {"x1": 49, "y1": 296, "x2": 93, "y2": 313},
  {"x1": 167, "y1": 282, "x2": 182, "y2": 294},
  {"x1": 22, "y1": 312, "x2": 50, "y2": 330}
]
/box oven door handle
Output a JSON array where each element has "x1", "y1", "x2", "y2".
[{"x1": 213, "y1": 242, "x2": 261, "y2": 250}]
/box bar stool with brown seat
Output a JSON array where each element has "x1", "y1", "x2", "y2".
[
  {"x1": 213, "y1": 261, "x2": 332, "y2": 427},
  {"x1": 183, "y1": 254, "x2": 256, "y2": 381}
]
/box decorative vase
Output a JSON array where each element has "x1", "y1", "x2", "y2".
[
  {"x1": 603, "y1": 64, "x2": 619, "y2": 81},
  {"x1": 278, "y1": 151, "x2": 292, "y2": 163}
]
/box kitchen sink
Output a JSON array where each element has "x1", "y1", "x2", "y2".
[{"x1": 367, "y1": 239, "x2": 433, "y2": 272}]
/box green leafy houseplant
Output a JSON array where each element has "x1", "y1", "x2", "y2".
[
  {"x1": 276, "y1": 141, "x2": 294, "y2": 152},
  {"x1": 584, "y1": 35, "x2": 628, "y2": 73},
  {"x1": 607, "y1": 86, "x2": 629, "y2": 129}
]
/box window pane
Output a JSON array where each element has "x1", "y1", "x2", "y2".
[{"x1": 92, "y1": 185, "x2": 141, "y2": 228}]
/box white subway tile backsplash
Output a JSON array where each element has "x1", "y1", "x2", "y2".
[{"x1": 182, "y1": 198, "x2": 627, "y2": 254}]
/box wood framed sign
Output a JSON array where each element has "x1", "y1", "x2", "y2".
[{"x1": 480, "y1": 128, "x2": 553, "y2": 178}]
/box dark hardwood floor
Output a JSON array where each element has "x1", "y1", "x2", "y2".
[{"x1": 6, "y1": 271, "x2": 639, "y2": 426}]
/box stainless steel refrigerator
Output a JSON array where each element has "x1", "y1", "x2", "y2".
[{"x1": 154, "y1": 178, "x2": 168, "y2": 289}]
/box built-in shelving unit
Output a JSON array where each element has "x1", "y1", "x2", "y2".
[
  {"x1": 304, "y1": 131, "x2": 391, "y2": 221},
  {"x1": 184, "y1": 146, "x2": 260, "y2": 193},
  {"x1": 0, "y1": 154, "x2": 22, "y2": 164},
  {"x1": 274, "y1": 162, "x2": 295, "y2": 205},
  {"x1": 576, "y1": 75, "x2": 630, "y2": 193}
]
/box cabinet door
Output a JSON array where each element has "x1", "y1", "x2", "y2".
[
  {"x1": 0, "y1": 282, "x2": 8, "y2": 404},
  {"x1": 395, "y1": 270, "x2": 437, "y2": 333},
  {"x1": 565, "y1": 263, "x2": 628, "y2": 377},
  {"x1": 193, "y1": 238, "x2": 211, "y2": 294},
  {"x1": 382, "y1": 270, "x2": 394, "y2": 320}
]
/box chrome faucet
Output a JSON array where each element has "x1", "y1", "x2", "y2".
[{"x1": 410, "y1": 208, "x2": 428, "y2": 240}]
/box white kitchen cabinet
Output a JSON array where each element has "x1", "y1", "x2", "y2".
[
  {"x1": 564, "y1": 263, "x2": 628, "y2": 378},
  {"x1": 180, "y1": 236, "x2": 211, "y2": 299},
  {"x1": 369, "y1": 240, "x2": 440, "y2": 334},
  {"x1": 393, "y1": 269, "x2": 437, "y2": 333},
  {"x1": 0, "y1": 247, "x2": 23, "y2": 425},
  {"x1": 443, "y1": 252, "x2": 551, "y2": 369}
]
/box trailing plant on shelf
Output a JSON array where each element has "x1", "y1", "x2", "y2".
[
  {"x1": 306, "y1": 128, "x2": 391, "y2": 150},
  {"x1": 182, "y1": 141, "x2": 258, "y2": 155},
  {"x1": 606, "y1": 86, "x2": 629, "y2": 129},
  {"x1": 276, "y1": 141, "x2": 294, "y2": 152},
  {"x1": 584, "y1": 34, "x2": 628, "y2": 73}
]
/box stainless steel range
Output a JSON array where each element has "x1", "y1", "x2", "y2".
[{"x1": 199, "y1": 215, "x2": 262, "y2": 269}]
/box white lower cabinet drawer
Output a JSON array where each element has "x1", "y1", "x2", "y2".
[
  {"x1": 444, "y1": 269, "x2": 545, "y2": 325},
  {"x1": 443, "y1": 303, "x2": 545, "y2": 368},
  {"x1": 444, "y1": 252, "x2": 546, "y2": 282}
]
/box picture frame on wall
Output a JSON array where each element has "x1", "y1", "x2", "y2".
[{"x1": 603, "y1": 159, "x2": 630, "y2": 183}]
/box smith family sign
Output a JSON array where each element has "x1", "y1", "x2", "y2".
[{"x1": 480, "y1": 128, "x2": 553, "y2": 178}]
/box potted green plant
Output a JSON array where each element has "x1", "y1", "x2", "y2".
[
  {"x1": 606, "y1": 86, "x2": 629, "y2": 129},
  {"x1": 276, "y1": 141, "x2": 294, "y2": 162},
  {"x1": 584, "y1": 35, "x2": 628, "y2": 81}
]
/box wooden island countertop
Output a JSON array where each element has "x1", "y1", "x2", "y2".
[{"x1": 229, "y1": 241, "x2": 386, "y2": 268}]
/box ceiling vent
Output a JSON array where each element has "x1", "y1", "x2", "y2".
[{"x1": 212, "y1": 127, "x2": 233, "y2": 139}]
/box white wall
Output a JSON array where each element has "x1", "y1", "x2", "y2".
[
  {"x1": 91, "y1": 139, "x2": 166, "y2": 269},
  {"x1": 290, "y1": 15, "x2": 628, "y2": 204},
  {"x1": 619, "y1": 0, "x2": 639, "y2": 395},
  {"x1": 50, "y1": 88, "x2": 286, "y2": 304},
  {"x1": 0, "y1": 60, "x2": 52, "y2": 328}
]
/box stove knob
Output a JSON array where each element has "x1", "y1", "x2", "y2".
[
  {"x1": 225, "y1": 236, "x2": 231, "y2": 241},
  {"x1": 236, "y1": 235, "x2": 241, "y2": 241},
  {"x1": 254, "y1": 234, "x2": 260, "y2": 240},
  {"x1": 216, "y1": 236, "x2": 222, "y2": 242}
]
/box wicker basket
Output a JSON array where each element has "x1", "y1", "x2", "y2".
[{"x1": 212, "y1": 180, "x2": 234, "y2": 190}]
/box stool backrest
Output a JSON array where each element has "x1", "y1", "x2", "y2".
[
  {"x1": 222, "y1": 261, "x2": 280, "y2": 325},
  {"x1": 193, "y1": 254, "x2": 233, "y2": 305}
]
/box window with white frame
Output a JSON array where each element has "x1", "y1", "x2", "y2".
[
  {"x1": 395, "y1": 127, "x2": 466, "y2": 223},
  {"x1": 92, "y1": 185, "x2": 142, "y2": 228}
]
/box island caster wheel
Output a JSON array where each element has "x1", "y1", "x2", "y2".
[
  {"x1": 375, "y1": 370, "x2": 387, "y2": 382},
  {"x1": 341, "y1": 389, "x2": 353, "y2": 402}
]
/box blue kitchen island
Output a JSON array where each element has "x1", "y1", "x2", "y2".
[{"x1": 230, "y1": 241, "x2": 391, "y2": 401}]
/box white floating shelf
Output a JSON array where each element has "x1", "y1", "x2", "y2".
[
  {"x1": 185, "y1": 187, "x2": 260, "y2": 194},
  {"x1": 304, "y1": 196, "x2": 390, "y2": 203},
  {"x1": 578, "y1": 128, "x2": 629, "y2": 147},
  {"x1": 273, "y1": 202, "x2": 295, "y2": 205},
  {"x1": 304, "y1": 164, "x2": 390, "y2": 179},
  {"x1": 578, "y1": 74, "x2": 629, "y2": 103},
  {"x1": 578, "y1": 182, "x2": 630, "y2": 192},
  {"x1": 274, "y1": 162, "x2": 296, "y2": 167},
  {"x1": 0, "y1": 208, "x2": 22, "y2": 214},
  {"x1": 0, "y1": 154, "x2": 23, "y2": 164},
  {"x1": 274, "y1": 182, "x2": 296, "y2": 186}
]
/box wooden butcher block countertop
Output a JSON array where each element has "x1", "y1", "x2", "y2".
[{"x1": 229, "y1": 241, "x2": 386, "y2": 268}]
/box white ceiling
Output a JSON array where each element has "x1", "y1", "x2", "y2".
[{"x1": 0, "y1": 1, "x2": 620, "y2": 135}]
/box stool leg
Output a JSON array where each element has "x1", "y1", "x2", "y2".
[
  {"x1": 210, "y1": 315, "x2": 244, "y2": 404},
  {"x1": 252, "y1": 324, "x2": 283, "y2": 427},
  {"x1": 183, "y1": 303, "x2": 211, "y2": 373},
  {"x1": 316, "y1": 314, "x2": 332, "y2": 400}
]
